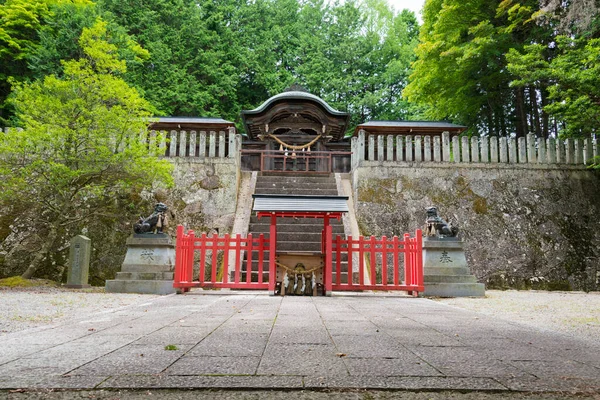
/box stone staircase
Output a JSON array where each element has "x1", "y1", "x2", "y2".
[{"x1": 243, "y1": 172, "x2": 347, "y2": 285}]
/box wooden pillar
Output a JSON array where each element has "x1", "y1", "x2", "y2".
[{"x1": 268, "y1": 214, "x2": 277, "y2": 295}]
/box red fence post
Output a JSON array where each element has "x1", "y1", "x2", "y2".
[
  {"x1": 247, "y1": 233, "x2": 254, "y2": 284},
  {"x1": 358, "y1": 236, "x2": 365, "y2": 287},
  {"x1": 222, "y1": 233, "x2": 230, "y2": 284},
  {"x1": 347, "y1": 236, "x2": 354, "y2": 287},
  {"x1": 199, "y1": 233, "x2": 207, "y2": 284},
  {"x1": 369, "y1": 236, "x2": 376, "y2": 285},
  {"x1": 335, "y1": 234, "x2": 342, "y2": 286},
  {"x1": 324, "y1": 225, "x2": 333, "y2": 295},
  {"x1": 392, "y1": 236, "x2": 400, "y2": 286},
  {"x1": 415, "y1": 229, "x2": 423, "y2": 291},
  {"x1": 174, "y1": 225, "x2": 184, "y2": 288},
  {"x1": 258, "y1": 234, "x2": 265, "y2": 284},
  {"x1": 404, "y1": 233, "x2": 412, "y2": 288},
  {"x1": 268, "y1": 214, "x2": 277, "y2": 295},
  {"x1": 381, "y1": 236, "x2": 388, "y2": 286},
  {"x1": 185, "y1": 230, "x2": 195, "y2": 285}
]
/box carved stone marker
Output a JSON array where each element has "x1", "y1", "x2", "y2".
[
  {"x1": 66, "y1": 235, "x2": 91, "y2": 288},
  {"x1": 105, "y1": 234, "x2": 176, "y2": 295},
  {"x1": 422, "y1": 207, "x2": 484, "y2": 297},
  {"x1": 422, "y1": 238, "x2": 485, "y2": 297}
]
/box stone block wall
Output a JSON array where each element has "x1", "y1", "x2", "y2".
[
  {"x1": 165, "y1": 158, "x2": 239, "y2": 235},
  {"x1": 352, "y1": 163, "x2": 600, "y2": 291}
]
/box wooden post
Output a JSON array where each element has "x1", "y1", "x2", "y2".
[
  {"x1": 424, "y1": 136, "x2": 431, "y2": 162},
  {"x1": 169, "y1": 130, "x2": 178, "y2": 157},
  {"x1": 452, "y1": 136, "x2": 460, "y2": 163},
  {"x1": 527, "y1": 133, "x2": 536, "y2": 163},
  {"x1": 518, "y1": 137, "x2": 527, "y2": 163},
  {"x1": 461, "y1": 136, "x2": 470, "y2": 162},
  {"x1": 415, "y1": 136, "x2": 422, "y2": 162},
  {"x1": 471, "y1": 136, "x2": 479, "y2": 163},
  {"x1": 490, "y1": 136, "x2": 499, "y2": 163},
  {"x1": 268, "y1": 214, "x2": 277, "y2": 295},
  {"x1": 199, "y1": 131, "x2": 206, "y2": 159},
  {"x1": 442, "y1": 131, "x2": 450, "y2": 162},
  {"x1": 480, "y1": 136, "x2": 489, "y2": 163},
  {"x1": 209, "y1": 131, "x2": 217, "y2": 158},
  {"x1": 433, "y1": 136, "x2": 441, "y2": 162}
]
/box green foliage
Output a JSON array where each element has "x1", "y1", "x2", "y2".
[
  {"x1": 508, "y1": 36, "x2": 600, "y2": 137},
  {"x1": 406, "y1": 0, "x2": 600, "y2": 138},
  {"x1": 0, "y1": 19, "x2": 172, "y2": 279},
  {"x1": 97, "y1": 0, "x2": 420, "y2": 130}
]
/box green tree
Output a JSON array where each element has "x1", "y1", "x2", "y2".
[
  {"x1": 404, "y1": 0, "x2": 551, "y2": 137},
  {"x1": 98, "y1": 0, "x2": 239, "y2": 118},
  {"x1": 0, "y1": 19, "x2": 172, "y2": 279}
]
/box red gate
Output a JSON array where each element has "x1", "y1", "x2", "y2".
[
  {"x1": 174, "y1": 225, "x2": 424, "y2": 295},
  {"x1": 173, "y1": 225, "x2": 274, "y2": 292},
  {"x1": 323, "y1": 226, "x2": 424, "y2": 295}
]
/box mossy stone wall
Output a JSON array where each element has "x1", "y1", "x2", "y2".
[{"x1": 353, "y1": 163, "x2": 600, "y2": 291}]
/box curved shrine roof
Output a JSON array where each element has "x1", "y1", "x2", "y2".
[{"x1": 241, "y1": 91, "x2": 350, "y2": 142}]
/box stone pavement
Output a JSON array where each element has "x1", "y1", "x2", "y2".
[{"x1": 1, "y1": 292, "x2": 599, "y2": 395}]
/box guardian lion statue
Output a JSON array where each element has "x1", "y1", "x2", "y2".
[
  {"x1": 134, "y1": 203, "x2": 169, "y2": 234},
  {"x1": 424, "y1": 206, "x2": 459, "y2": 238}
]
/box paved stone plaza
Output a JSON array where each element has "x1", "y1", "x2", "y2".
[{"x1": 1, "y1": 293, "x2": 599, "y2": 394}]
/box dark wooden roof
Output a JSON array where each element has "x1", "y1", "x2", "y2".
[
  {"x1": 253, "y1": 194, "x2": 349, "y2": 213},
  {"x1": 241, "y1": 91, "x2": 350, "y2": 142},
  {"x1": 149, "y1": 117, "x2": 235, "y2": 131},
  {"x1": 353, "y1": 121, "x2": 466, "y2": 137}
]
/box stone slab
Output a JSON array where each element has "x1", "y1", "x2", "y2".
[
  {"x1": 423, "y1": 282, "x2": 486, "y2": 297},
  {"x1": 105, "y1": 279, "x2": 176, "y2": 295},
  {"x1": 2, "y1": 294, "x2": 599, "y2": 394}
]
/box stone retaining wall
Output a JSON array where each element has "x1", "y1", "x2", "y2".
[{"x1": 352, "y1": 162, "x2": 600, "y2": 291}]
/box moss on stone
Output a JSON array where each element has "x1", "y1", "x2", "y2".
[
  {"x1": 472, "y1": 197, "x2": 488, "y2": 214},
  {"x1": 358, "y1": 181, "x2": 395, "y2": 206}
]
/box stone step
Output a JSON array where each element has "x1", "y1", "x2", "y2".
[
  {"x1": 422, "y1": 282, "x2": 485, "y2": 297},
  {"x1": 424, "y1": 274, "x2": 477, "y2": 283},
  {"x1": 119, "y1": 264, "x2": 174, "y2": 273},
  {"x1": 259, "y1": 172, "x2": 334, "y2": 181},
  {"x1": 255, "y1": 181, "x2": 338, "y2": 190},
  {"x1": 423, "y1": 266, "x2": 470, "y2": 275},
  {"x1": 249, "y1": 223, "x2": 345, "y2": 234},
  {"x1": 254, "y1": 188, "x2": 339, "y2": 195},
  {"x1": 250, "y1": 215, "x2": 344, "y2": 225},
  {"x1": 277, "y1": 241, "x2": 322, "y2": 252},
  {"x1": 275, "y1": 232, "x2": 322, "y2": 242},
  {"x1": 246, "y1": 257, "x2": 349, "y2": 270},
  {"x1": 116, "y1": 271, "x2": 174, "y2": 280},
  {"x1": 105, "y1": 279, "x2": 176, "y2": 295}
]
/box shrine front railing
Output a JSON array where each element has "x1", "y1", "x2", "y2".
[{"x1": 240, "y1": 150, "x2": 352, "y2": 174}]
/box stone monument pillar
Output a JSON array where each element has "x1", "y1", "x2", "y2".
[
  {"x1": 422, "y1": 238, "x2": 484, "y2": 297},
  {"x1": 65, "y1": 235, "x2": 91, "y2": 288},
  {"x1": 422, "y1": 207, "x2": 485, "y2": 297},
  {"x1": 105, "y1": 234, "x2": 176, "y2": 295}
]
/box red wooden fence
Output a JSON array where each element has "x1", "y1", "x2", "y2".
[
  {"x1": 174, "y1": 225, "x2": 424, "y2": 295},
  {"x1": 173, "y1": 225, "x2": 272, "y2": 292},
  {"x1": 323, "y1": 226, "x2": 423, "y2": 295}
]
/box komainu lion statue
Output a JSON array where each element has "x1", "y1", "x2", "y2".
[
  {"x1": 134, "y1": 203, "x2": 169, "y2": 234},
  {"x1": 424, "y1": 206, "x2": 459, "y2": 238}
]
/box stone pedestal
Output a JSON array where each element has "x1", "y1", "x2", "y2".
[
  {"x1": 65, "y1": 235, "x2": 91, "y2": 289},
  {"x1": 422, "y1": 238, "x2": 485, "y2": 297},
  {"x1": 105, "y1": 234, "x2": 176, "y2": 295}
]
